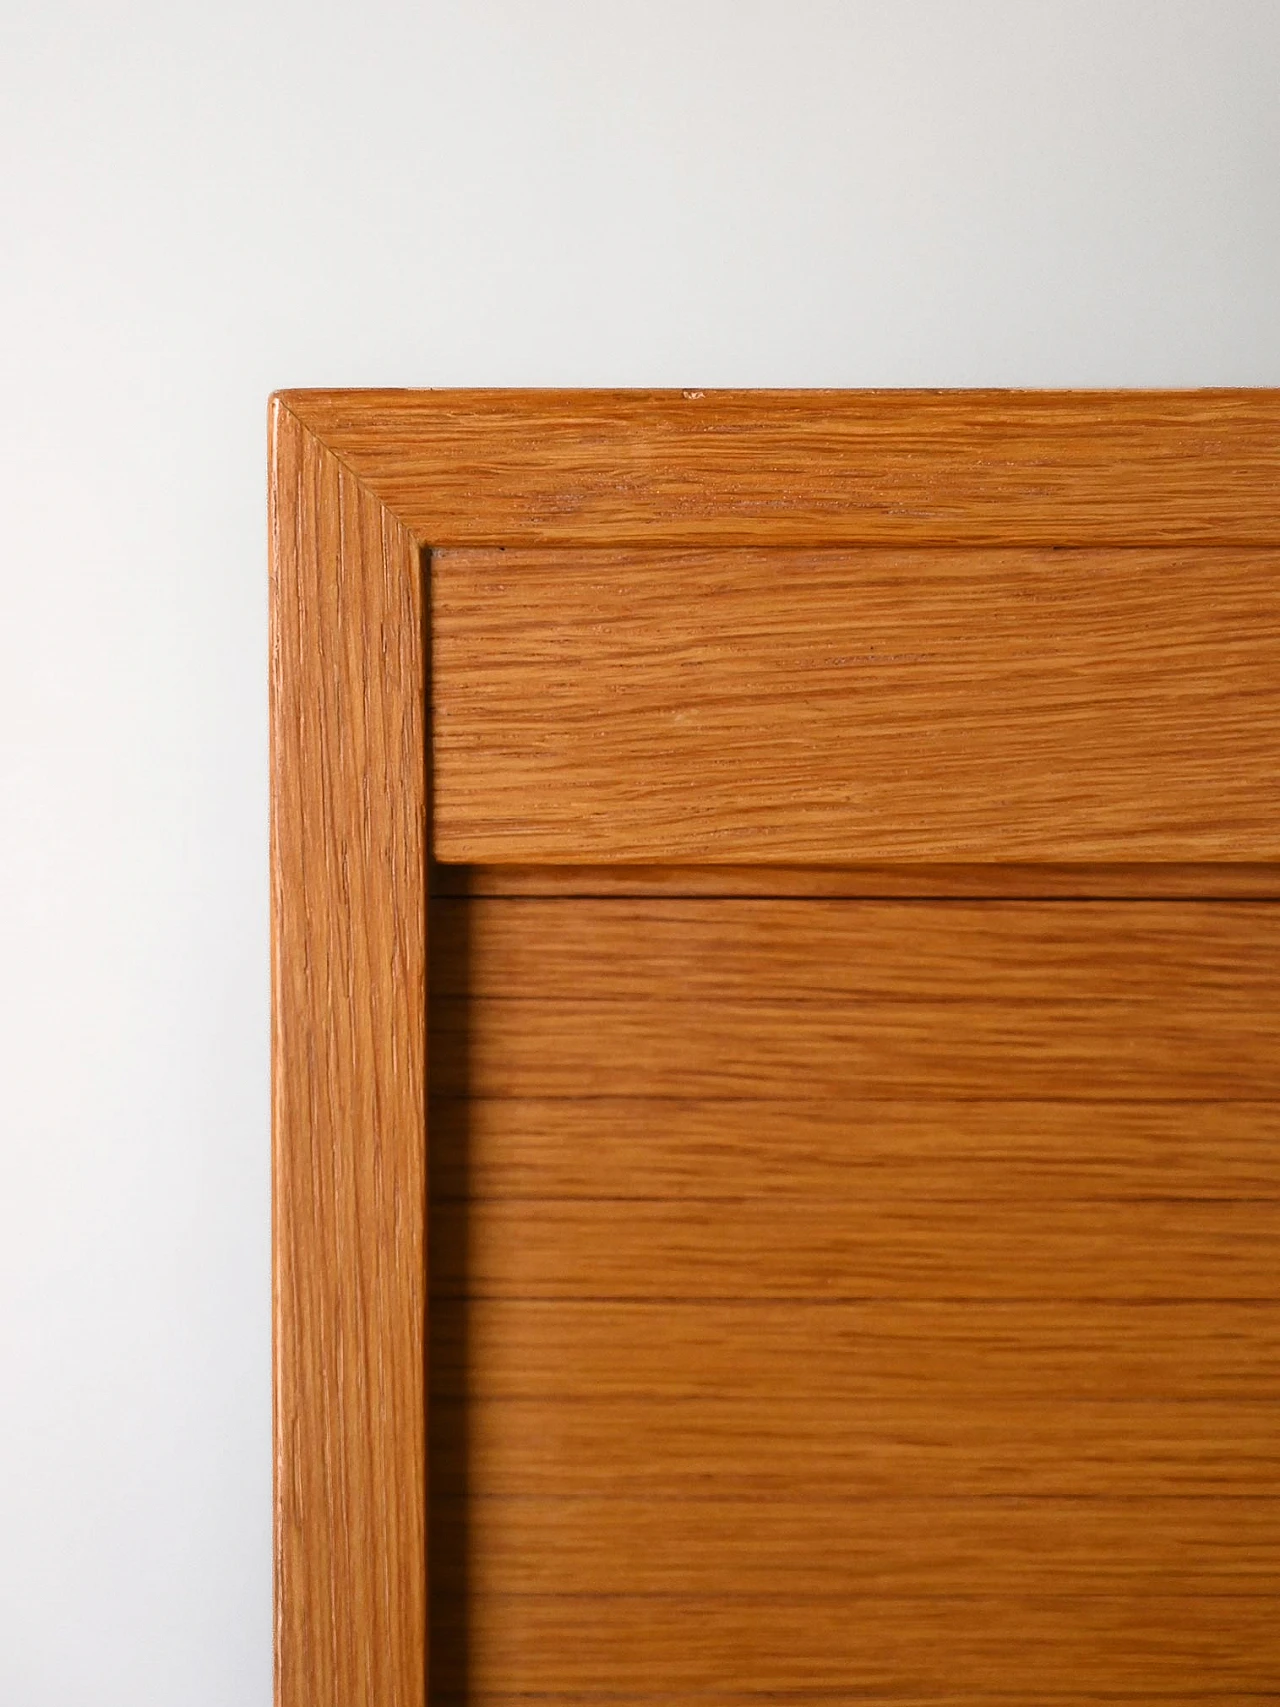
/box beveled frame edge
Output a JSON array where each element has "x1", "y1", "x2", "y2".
[
  {"x1": 268, "y1": 386, "x2": 1280, "y2": 1707},
  {"x1": 270, "y1": 398, "x2": 428, "y2": 1707}
]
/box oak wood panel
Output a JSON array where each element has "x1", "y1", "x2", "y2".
[
  {"x1": 432, "y1": 1394, "x2": 1279, "y2": 1498},
  {"x1": 430, "y1": 1299, "x2": 1280, "y2": 1402},
  {"x1": 447, "y1": 1592, "x2": 1280, "y2": 1695},
  {"x1": 438, "y1": 860, "x2": 1280, "y2": 897},
  {"x1": 433, "y1": 546, "x2": 1280, "y2": 861},
  {"x1": 429, "y1": 1097, "x2": 1280, "y2": 1202},
  {"x1": 433, "y1": 897, "x2": 1280, "y2": 1101},
  {"x1": 431, "y1": 994, "x2": 1280, "y2": 1099},
  {"x1": 438, "y1": 1699, "x2": 1280, "y2": 1707},
  {"x1": 278, "y1": 389, "x2": 1280, "y2": 547},
  {"x1": 437, "y1": 1495, "x2": 1280, "y2": 1595},
  {"x1": 269, "y1": 401, "x2": 427, "y2": 1707},
  {"x1": 433, "y1": 897, "x2": 1280, "y2": 1004},
  {"x1": 434, "y1": 1196, "x2": 1280, "y2": 1301},
  {"x1": 430, "y1": 887, "x2": 1277, "y2": 1701}
]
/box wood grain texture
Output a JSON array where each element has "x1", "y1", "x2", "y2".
[
  {"x1": 448, "y1": 1592, "x2": 1280, "y2": 1695},
  {"x1": 431, "y1": 1299, "x2": 1280, "y2": 1401},
  {"x1": 431, "y1": 1393, "x2": 1279, "y2": 1498},
  {"x1": 432, "y1": 888, "x2": 1278, "y2": 1700},
  {"x1": 270, "y1": 389, "x2": 1280, "y2": 1705},
  {"x1": 436, "y1": 1197, "x2": 1280, "y2": 1301},
  {"x1": 437, "y1": 1699, "x2": 1280, "y2": 1707},
  {"x1": 429, "y1": 1097, "x2": 1280, "y2": 1202},
  {"x1": 269, "y1": 400, "x2": 427, "y2": 1707},
  {"x1": 278, "y1": 389, "x2": 1280, "y2": 547},
  {"x1": 437, "y1": 861, "x2": 1280, "y2": 897},
  {"x1": 431, "y1": 994, "x2": 1278, "y2": 1099},
  {"x1": 433, "y1": 897, "x2": 1280, "y2": 1003},
  {"x1": 433, "y1": 546, "x2": 1280, "y2": 861},
  {"x1": 437, "y1": 1494, "x2": 1280, "y2": 1594},
  {"x1": 437, "y1": 1700, "x2": 1280, "y2": 1707}
]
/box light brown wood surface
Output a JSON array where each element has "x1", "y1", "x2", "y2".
[
  {"x1": 430, "y1": 891, "x2": 1279, "y2": 1700},
  {"x1": 270, "y1": 402, "x2": 426, "y2": 1707},
  {"x1": 432, "y1": 994, "x2": 1277, "y2": 1098},
  {"x1": 438, "y1": 861, "x2": 1280, "y2": 896},
  {"x1": 437, "y1": 1196, "x2": 1280, "y2": 1299},
  {"x1": 271, "y1": 389, "x2": 1280, "y2": 1707},
  {"x1": 279, "y1": 388, "x2": 1280, "y2": 547},
  {"x1": 433, "y1": 1699, "x2": 1280, "y2": 1707},
  {"x1": 433, "y1": 546, "x2": 1280, "y2": 861},
  {"x1": 444, "y1": 1593, "x2": 1280, "y2": 1694},
  {"x1": 438, "y1": 1494, "x2": 1280, "y2": 1593},
  {"x1": 433, "y1": 896, "x2": 1280, "y2": 1001},
  {"x1": 432, "y1": 1298, "x2": 1280, "y2": 1399},
  {"x1": 431, "y1": 1392, "x2": 1278, "y2": 1496},
  {"x1": 429, "y1": 1095, "x2": 1280, "y2": 1200}
]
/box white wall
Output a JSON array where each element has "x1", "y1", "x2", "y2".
[{"x1": 2, "y1": 3, "x2": 1278, "y2": 1702}]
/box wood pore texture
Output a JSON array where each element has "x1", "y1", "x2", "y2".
[
  {"x1": 270, "y1": 389, "x2": 1280, "y2": 1707},
  {"x1": 270, "y1": 403, "x2": 427, "y2": 1707},
  {"x1": 432, "y1": 545, "x2": 1280, "y2": 862},
  {"x1": 429, "y1": 894, "x2": 1280, "y2": 1701}
]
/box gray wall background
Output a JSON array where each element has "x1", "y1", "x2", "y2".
[{"x1": 3, "y1": 3, "x2": 1279, "y2": 1702}]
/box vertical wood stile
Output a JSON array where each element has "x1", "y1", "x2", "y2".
[{"x1": 269, "y1": 399, "x2": 427, "y2": 1707}]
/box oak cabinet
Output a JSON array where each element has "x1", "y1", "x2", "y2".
[{"x1": 271, "y1": 389, "x2": 1280, "y2": 1706}]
